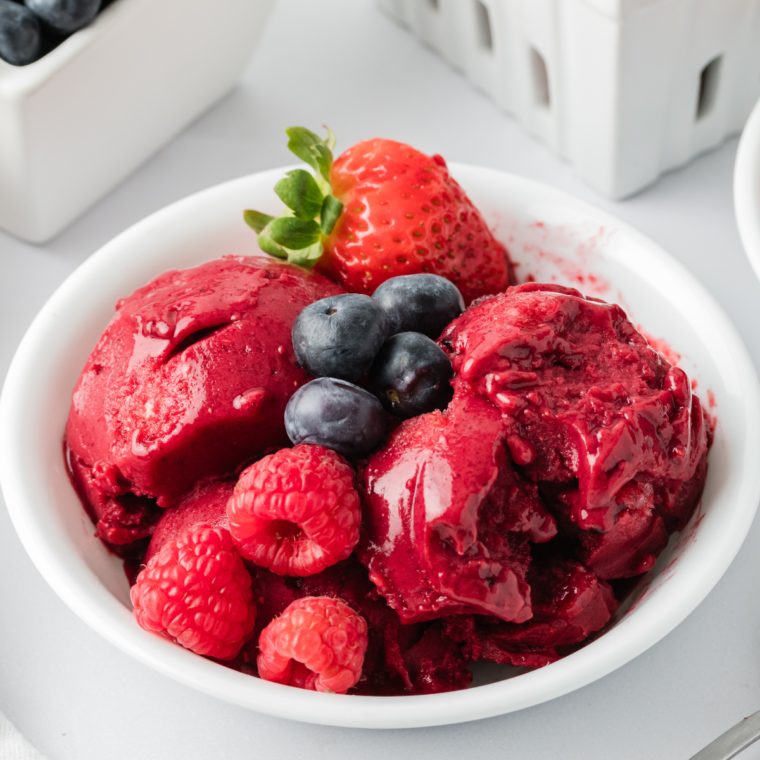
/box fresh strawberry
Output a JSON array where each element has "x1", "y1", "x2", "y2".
[{"x1": 244, "y1": 127, "x2": 514, "y2": 304}]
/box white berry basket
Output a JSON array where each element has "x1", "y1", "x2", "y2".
[
  {"x1": 379, "y1": 0, "x2": 760, "y2": 199},
  {"x1": 0, "y1": 0, "x2": 275, "y2": 243}
]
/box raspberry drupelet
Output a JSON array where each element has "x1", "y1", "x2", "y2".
[
  {"x1": 130, "y1": 523, "x2": 257, "y2": 660},
  {"x1": 226, "y1": 444, "x2": 361, "y2": 576},
  {"x1": 257, "y1": 596, "x2": 368, "y2": 693}
]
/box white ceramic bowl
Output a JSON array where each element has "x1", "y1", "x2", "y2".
[
  {"x1": 735, "y1": 97, "x2": 760, "y2": 281},
  {"x1": 2, "y1": 165, "x2": 759, "y2": 728}
]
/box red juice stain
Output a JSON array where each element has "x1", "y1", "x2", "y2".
[{"x1": 639, "y1": 329, "x2": 682, "y2": 367}]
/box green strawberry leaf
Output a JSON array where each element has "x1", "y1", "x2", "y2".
[
  {"x1": 257, "y1": 226, "x2": 289, "y2": 259},
  {"x1": 286, "y1": 126, "x2": 333, "y2": 187},
  {"x1": 243, "y1": 209, "x2": 275, "y2": 234},
  {"x1": 324, "y1": 126, "x2": 337, "y2": 151},
  {"x1": 269, "y1": 217, "x2": 322, "y2": 250},
  {"x1": 257, "y1": 234, "x2": 288, "y2": 259},
  {"x1": 320, "y1": 195, "x2": 344, "y2": 236},
  {"x1": 287, "y1": 240, "x2": 324, "y2": 267},
  {"x1": 274, "y1": 169, "x2": 324, "y2": 221}
]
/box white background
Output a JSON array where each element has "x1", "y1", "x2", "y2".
[{"x1": 1, "y1": 1, "x2": 760, "y2": 757}]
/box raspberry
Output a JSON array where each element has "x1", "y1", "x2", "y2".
[
  {"x1": 130, "y1": 524, "x2": 256, "y2": 660},
  {"x1": 257, "y1": 597, "x2": 368, "y2": 693},
  {"x1": 226, "y1": 444, "x2": 361, "y2": 576}
]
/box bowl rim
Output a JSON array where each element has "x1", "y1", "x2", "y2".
[
  {"x1": 735, "y1": 96, "x2": 760, "y2": 285},
  {"x1": 3, "y1": 164, "x2": 760, "y2": 729}
]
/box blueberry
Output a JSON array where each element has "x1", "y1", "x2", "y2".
[
  {"x1": 370, "y1": 332, "x2": 454, "y2": 419},
  {"x1": 285, "y1": 378, "x2": 386, "y2": 459},
  {"x1": 372, "y1": 274, "x2": 465, "y2": 339},
  {"x1": 25, "y1": 0, "x2": 101, "y2": 36},
  {"x1": 292, "y1": 294, "x2": 389, "y2": 383},
  {"x1": 0, "y1": 0, "x2": 41, "y2": 65}
]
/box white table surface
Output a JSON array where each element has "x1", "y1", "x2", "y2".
[{"x1": 2, "y1": 1, "x2": 760, "y2": 758}]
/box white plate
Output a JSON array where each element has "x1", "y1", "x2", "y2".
[
  {"x1": 735, "y1": 97, "x2": 760, "y2": 283},
  {"x1": 2, "y1": 165, "x2": 759, "y2": 728}
]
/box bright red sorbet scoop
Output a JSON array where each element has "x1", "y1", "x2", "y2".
[{"x1": 65, "y1": 255, "x2": 342, "y2": 549}]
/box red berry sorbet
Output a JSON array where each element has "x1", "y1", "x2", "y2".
[
  {"x1": 65, "y1": 260, "x2": 710, "y2": 694},
  {"x1": 65, "y1": 255, "x2": 342, "y2": 550}
]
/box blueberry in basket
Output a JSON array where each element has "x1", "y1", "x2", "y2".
[
  {"x1": 0, "y1": 0, "x2": 108, "y2": 66},
  {"x1": 0, "y1": 0, "x2": 41, "y2": 65},
  {"x1": 26, "y1": 0, "x2": 101, "y2": 36}
]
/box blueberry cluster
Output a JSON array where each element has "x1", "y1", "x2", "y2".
[
  {"x1": 285, "y1": 274, "x2": 465, "y2": 459},
  {"x1": 0, "y1": 0, "x2": 111, "y2": 66}
]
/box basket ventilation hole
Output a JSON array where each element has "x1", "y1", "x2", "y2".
[
  {"x1": 475, "y1": 1, "x2": 492, "y2": 51},
  {"x1": 427, "y1": 0, "x2": 439, "y2": 9},
  {"x1": 696, "y1": 56, "x2": 722, "y2": 120},
  {"x1": 531, "y1": 48, "x2": 550, "y2": 108}
]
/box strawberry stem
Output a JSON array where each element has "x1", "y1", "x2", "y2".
[{"x1": 243, "y1": 126, "x2": 344, "y2": 268}]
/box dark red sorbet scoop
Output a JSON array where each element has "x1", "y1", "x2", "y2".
[
  {"x1": 359, "y1": 282, "x2": 710, "y2": 627},
  {"x1": 359, "y1": 392, "x2": 557, "y2": 624}
]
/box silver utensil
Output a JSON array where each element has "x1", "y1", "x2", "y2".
[{"x1": 690, "y1": 709, "x2": 760, "y2": 759}]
